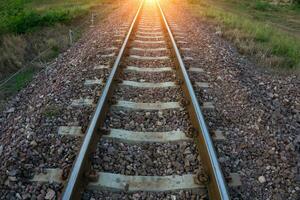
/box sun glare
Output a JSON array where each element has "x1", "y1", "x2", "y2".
[{"x1": 145, "y1": 0, "x2": 157, "y2": 5}]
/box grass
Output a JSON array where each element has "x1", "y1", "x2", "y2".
[
  {"x1": 0, "y1": 66, "x2": 37, "y2": 102},
  {"x1": 0, "y1": 65, "x2": 40, "y2": 111},
  {"x1": 253, "y1": 0, "x2": 274, "y2": 11},
  {"x1": 42, "y1": 104, "x2": 62, "y2": 118},
  {"x1": 0, "y1": 0, "x2": 116, "y2": 110},
  {"x1": 0, "y1": 0, "x2": 109, "y2": 34},
  {"x1": 187, "y1": 0, "x2": 300, "y2": 70}
]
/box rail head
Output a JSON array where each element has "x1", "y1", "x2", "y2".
[
  {"x1": 156, "y1": 0, "x2": 230, "y2": 199},
  {"x1": 61, "y1": 1, "x2": 145, "y2": 199}
]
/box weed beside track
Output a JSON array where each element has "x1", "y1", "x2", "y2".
[{"x1": 187, "y1": 0, "x2": 300, "y2": 70}]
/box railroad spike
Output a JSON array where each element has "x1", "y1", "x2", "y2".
[
  {"x1": 61, "y1": 166, "x2": 70, "y2": 181},
  {"x1": 115, "y1": 78, "x2": 123, "y2": 84},
  {"x1": 185, "y1": 131, "x2": 193, "y2": 138},
  {"x1": 124, "y1": 183, "x2": 130, "y2": 192},
  {"x1": 180, "y1": 99, "x2": 190, "y2": 107},
  {"x1": 176, "y1": 80, "x2": 183, "y2": 85},
  {"x1": 99, "y1": 127, "x2": 110, "y2": 135},
  {"x1": 186, "y1": 126, "x2": 198, "y2": 138},
  {"x1": 225, "y1": 175, "x2": 232, "y2": 183},
  {"x1": 85, "y1": 170, "x2": 99, "y2": 182},
  {"x1": 108, "y1": 97, "x2": 117, "y2": 105},
  {"x1": 194, "y1": 170, "x2": 210, "y2": 186}
]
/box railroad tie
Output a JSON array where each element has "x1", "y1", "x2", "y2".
[
  {"x1": 29, "y1": 169, "x2": 241, "y2": 188},
  {"x1": 58, "y1": 126, "x2": 83, "y2": 137},
  {"x1": 71, "y1": 98, "x2": 94, "y2": 107},
  {"x1": 101, "y1": 53, "x2": 115, "y2": 58},
  {"x1": 105, "y1": 47, "x2": 118, "y2": 51},
  {"x1": 202, "y1": 102, "x2": 215, "y2": 110},
  {"x1": 212, "y1": 130, "x2": 226, "y2": 141},
  {"x1": 137, "y1": 31, "x2": 163, "y2": 35},
  {"x1": 135, "y1": 35, "x2": 164, "y2": 39},
  {"x1": 84, "y1": 79, "x2": 103, "y2": 86},
  {"x1": 184, "y1": 56, "x2": 194, "y2": 61},
  {"x1": 134, "y1": 40, "x2": 165, "y2": 44},
  {"x1": 31, "y1": 169, "x2": 64, "y2": 184},
  {"x1": 103, "y1": 129, "x2": 191, "y2": 143},
  {"x1": 177, "y1": 41, "x2": 188, "y2": 44},
  {"x1": 138, "y1": 27, "x2": 161, "y2": 31},
  {"x1": 181, "y1": 47, "x2": 192, "y2": 51},
  {"x1": 189, "y1": 67, "x2": 204, "y2": 73},
  {"x1": 114, "y1": 39, "x2": 122, "y2": 43},
  {"x1": 138, "y1": 26, "x2": 161, "y2": 29},
  {"x1": 195, "y1": 82, "x2": 209, "y2": 88},
  {"x1": 112, "y1": 100, "x2": 181, "y2": 110},
  {"x1": 174, "y1": 32, "x2": 186, "y2": 36},
  {"x1": 114, "y1": 34, "x2": 124, "y2": 37},
  {"x1": 175, "y1": 36, "x2": 185, "y2": 40},
  {"x1": 131, "y1": 47, "x2": 167, "y2": 51},
  {"x1": 121, "y1": 80, "x2": 177, "y2": 88},
  {"x1": 94, "y1": 65, "x2": 110, "y2": 70},
  {"x1": 129, "y1": 55, "x2": 169, "y2": 60},
  {"x1": 125, "y1": 66, "x2": 173, "y2": 72},
  {"x1": 87, "y1": 173, "x2": 206, "y2": 192},
  {"x1": 114, "y1": 30, "x2": 126, "y2": 35}
]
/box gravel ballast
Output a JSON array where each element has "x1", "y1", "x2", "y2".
[
  {"x1": 82, "y1": 190, "x2": 208, "y2": 200},
  {"x1": 114, "y1": 87, "x2": 182, "y2": 103},
  {"x1": 0, "y1": 1, "x2": 140, "y2": 197},
  {"x1": 105, "y1": 109, "x2": 192, "y2": 132},
  {"x1": 161, "y1": 0, "x2": 300, "y2": 199},
  {"x1": 92, "y1": 139, "x2": 200, "y2": 176}
]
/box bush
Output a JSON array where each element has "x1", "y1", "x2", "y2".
[
  {"x1": 254, "y1": 0, "x2": 272, "y2": 11},
  {"x1": 0, "y1": 35, "x2": 26, "y2": 80},
  {"x1": 7, "y1": 10, "x2": 72, "y2": 34},
  {"x1": 0, "y1": 0, "x2": 88, "y2": 34},
  {"x1": 8, "y1": 11, "x2": 40, "y2": 33}
]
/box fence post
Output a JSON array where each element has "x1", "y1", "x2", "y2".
[
  {"x1": 91, "y1": 13, "x2": 95, "y2": 27},
  {"x1": 69, "y1": 29, "x2": 73, "y2": 45}
]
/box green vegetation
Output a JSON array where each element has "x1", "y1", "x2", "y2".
[
  {"x1": 0, "y1": 66, "x2": 37, "y2": 108},
  {"x1": 42, "y1": 104, "x2": 62, "y2": 118},
  {"x1": 0, "y1": 0, "x2": 116, "y2": 110},
  {"x1": 0, "y1": 0, "x2": 108, "y2": 34},
  {"x1": 188, "y1": 0, "x2": 300, "y2": 70},
  {"x1": 253, "y1": 0, "x2": 274, "y2": 11}
]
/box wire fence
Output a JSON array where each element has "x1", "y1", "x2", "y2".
[{"x1": 0, "y1": 10, "x2": 101, "y2": 89}]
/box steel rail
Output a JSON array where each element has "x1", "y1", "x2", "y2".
[
  {"x1": 156, "y1": 0, "x2": 230, "y2": 199},
  {"x1": 61, "y1": 0, "x2": 144, "y2": 199}
]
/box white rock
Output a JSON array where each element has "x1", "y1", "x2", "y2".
[
  {"x1": 15, "y1": 193, "x2": 22, "y2": 199},
  {"x1": 158, "y1": 111, "x2": 163, "y2": 117},
  {"x1": 258, "y1": 176, "x2": 266, "y2": 183},
  {"x1": 45, "y1": 189, "x2": 55, "y2": 200},
  {"x1": 5, "y1": 108, "x2": 15, "y2": 113},
  {"x1": 30, "y1": 140, "x2": 37, "y2": 147},
  {"x1": 215, "y1": 31, "x2": 222, "y2": 36}
]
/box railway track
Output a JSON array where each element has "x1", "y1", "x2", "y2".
[{"x1": 62, "y1": 0, "x2": 229, "y2": 199}]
